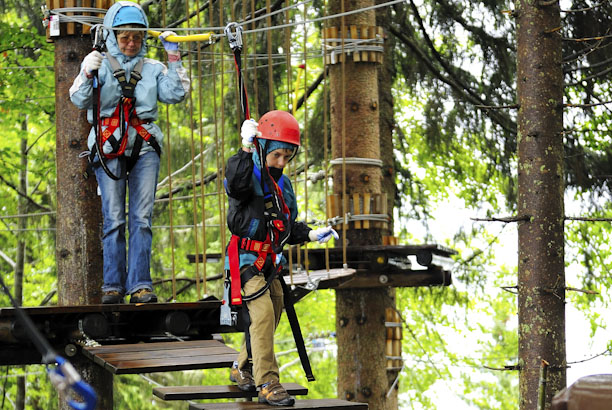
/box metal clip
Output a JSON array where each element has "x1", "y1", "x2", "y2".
[
  {"x1": 48, "y1": 356, "x2": 98, "y2": 410},
  {"x1": 91, "y1": 24, "x2": 107, "y2": 52},
  {"x1": 224, "y1": 22, "x2": 243, "y2": 51}
]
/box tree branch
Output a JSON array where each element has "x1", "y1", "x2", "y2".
[{"x1": 0, "y1": 174, "x2": 52, "y2": 213}]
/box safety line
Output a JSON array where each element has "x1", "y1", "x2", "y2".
[
  {"x1": 184, "y1": 0, "x2": 203, "y2": 300},
  {"x1": 195, "y1": 0, "x2": 208, "y2": 296},
  {"x1": 162, "y1": 0, "x2": 177, "y2": 301}
]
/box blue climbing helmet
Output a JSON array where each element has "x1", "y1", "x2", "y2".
[{"x1": 112, "y1": 4, "x2": 148, "y2": 27}]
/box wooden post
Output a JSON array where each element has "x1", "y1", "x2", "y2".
[{"x1": 50, "y1": 0, "x2": 114, "y2": 407}]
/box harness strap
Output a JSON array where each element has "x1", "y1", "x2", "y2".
[
  {"x1": 228, "y1": 235, "x2": 242, "y2": 305},
  {"x1": 279, "y1": 274, "x2": 315, "y2": 381}
]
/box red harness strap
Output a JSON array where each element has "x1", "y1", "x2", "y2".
[
  {"x1": 227, "y1": 234, "x2": 275, "y2": 306},
  {"x1": 99, "y1": 101, "x2": 153, "y2": 159}
]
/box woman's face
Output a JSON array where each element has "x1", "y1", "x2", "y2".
[
  {"x1": 265, "y1": 148, "x2": 294, "y2": 170},
  {"x1": 116, "y1": 31, "x2": 143, "y2": 57}
]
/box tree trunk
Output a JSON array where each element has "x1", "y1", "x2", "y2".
[
  {"x1": 54, "y1": 34, "x2": 112, "y2": 409},
  {"x1": 328, "y1": 0, "x2": 392, "y2": 408},
  {"x1": 516, "y1": 1, "x2": 565, "y2": 409}
]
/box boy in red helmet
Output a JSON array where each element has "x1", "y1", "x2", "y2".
[{"x1": 224, "y1": 110, "x2": 337, "y2": 406}]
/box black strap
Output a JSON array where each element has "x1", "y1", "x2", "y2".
[{"x1": 278, "y1": 274, "x2": 315, "y2": 381}]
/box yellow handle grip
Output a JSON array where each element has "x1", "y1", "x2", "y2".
[{"x1": 148, "y1": 30, "x2": 213, "y2": 43}]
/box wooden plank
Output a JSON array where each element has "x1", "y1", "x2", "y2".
[
  {"x1": 353, "y1": 193, "x2": 361, "y2": 229},
  {"x1": 190, "y1": 399, "x2": 368, "y2": 410},
  {"x1": 154, "y1": 383, "x2": 307, "y2": 401},
  {"x1": 350, "y1": 25, "x2": 359, "y2": 62},
  {"x1": 83, "y1": 339, "x2": 238, "y2": 374},
  {"x1": 361, "y1": 26, "x2": 369, "y2": 62},
  {"x1": 93, "y1": 346, "x2": 234, "y2": 361},
  {"x1": 0, "y1": 300, "x2": 220, "y2": 318},
  {"x1": 362, "y1": 193, "x2": 370, "y2": 229},
  {"x1": 66, "y1": 0, "x2": 75, "y2": 35},
  {"x1": 104, "y1": 353, "x2": 237, "y2": 374},
  {"x1": 84, "y1": 339, "x2": 226, "y2": 355}
]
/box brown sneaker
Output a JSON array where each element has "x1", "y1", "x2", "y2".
[
  {"x1": 102, "y1": 290, "x2": 124, "y2": 304},
  {"x1": 129, "y1": 289, "x2": 158, "y2": 303},
  {"x1": 258, "y1": 380, "x2": 295, "y2": 406},
  {"x1": 229, "y1": 362, "x2": 256, "y2": 391}
]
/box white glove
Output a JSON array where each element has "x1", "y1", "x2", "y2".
[
  {"x1": 308, "y1": 226, "x2": 339, "y2": 243},
  {"x1": 241, "y1": 119, "x2": 261, "y2": 148},
  {"x1": 159, "y1": 31, "x2": 179, "y2": 53},
  {"x1": 83, "y1": 50, "x2": 104, "y2": 75}
]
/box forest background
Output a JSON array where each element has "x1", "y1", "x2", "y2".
[{"x1": 1, "y1": 0, "x2": 612, "y2": 408}]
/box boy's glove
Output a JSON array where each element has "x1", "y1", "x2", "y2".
[
  {"x1": 308, "y1": 226, "x2": 339, "y2": 243},
  {"x1": 83, "y1": 50, "x2": 104, "y2": 76},
  {"x1": 241, "y1": 119, "x2": 261, "y2": 149},
  {"x1": 159, "y1": 31, "x2": 179, "y2": 52}
]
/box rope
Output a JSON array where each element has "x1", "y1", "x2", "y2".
[
  {"x1": 184, "y1": 0, "x2": 202, "y2": 300},
  {"x1": 340, "y1": 0, "x2": 348, "y2": 269},
  {"x1": 323, "y1": 15, "x2": 332, "y2": 273},
  {"x1": 196, "y1": 0, "x2": 208, "y2": 296},
  {"x1": 161, "y1": 0, "x2": 177, "y2": 301}
]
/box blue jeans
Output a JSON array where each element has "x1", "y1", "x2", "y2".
[{"x1": 95, "y1": 152, "x2": 160, "y2": 295}]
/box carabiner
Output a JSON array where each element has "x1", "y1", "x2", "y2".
[
  {"x1": 90, "y1": 24, "x2": 107, "y2": 52},
  {"x1": 224, "y1": 22, "x2": 243, "y2": 51},
  {"x1": 48, "y1": 356, "x2": 98, "y2": 410}
]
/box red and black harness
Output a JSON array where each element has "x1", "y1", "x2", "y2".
[
  {"x1": 88, "y1": 54, "x2": 161, "y2": 180},
  {"x1": 226, "y1": 163, "x2": 290, "y2": 306}
]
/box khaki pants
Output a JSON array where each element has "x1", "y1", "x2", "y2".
[{"x1": 236, "y1": 274, "x2": 284, "y2": 386}]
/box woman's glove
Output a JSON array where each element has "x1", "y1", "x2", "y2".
[
  {"x1": 83, "y1": 50, "x2": 104, "y2": 76},
  {"x1": 160, "y1": 31, "x2": 180, "y2": 62},
  {"x1": 308, "y1": 226, "x2": 339, "y2": 243},
  {"x1": 241, "y1": 119, "x2": 261, "y2": 150},
  {"x1": 159, "y1": 31, "x2": 179, "y2": 52}
]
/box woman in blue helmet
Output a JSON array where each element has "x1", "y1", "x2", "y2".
[{"x1": 70, "y1": 1, "x2": 190, "y2": 304}]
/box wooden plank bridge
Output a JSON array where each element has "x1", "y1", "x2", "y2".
[{"x1": 0, "y1": 243, "x2": 455, "y2": 408}]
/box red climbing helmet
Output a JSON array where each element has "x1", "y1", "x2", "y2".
[{"x1": 257, "y1": 110, "x2": 301, "y2": 146}]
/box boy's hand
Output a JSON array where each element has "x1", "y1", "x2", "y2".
[
  {"x1": 308, "y1": 226, "x2": 339, "y2": 243},
  {"x1": 241, "y1": 119, "x2": 261, "y2": 150}
]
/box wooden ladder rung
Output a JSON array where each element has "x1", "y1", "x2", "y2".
[
  {"x1": 153, "y1": 383, "x2": 308, "y2": 401},
  {"x1": 189, "y1": 398, "x2": 368, "y2": 409}
]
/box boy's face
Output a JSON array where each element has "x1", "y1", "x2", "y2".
[{"x1": 266, "y1": 148, "x2": 294, "y2": 169}]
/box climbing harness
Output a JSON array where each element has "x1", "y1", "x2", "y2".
[
  {"x1": 0, "y1": 275, "x2": 97, "y2": 410},
  {"x1": 86, "y1": 25, "x2": 161, "y2": 181}
]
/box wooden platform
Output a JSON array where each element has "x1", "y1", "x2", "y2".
[
  {"x1": 0, "y1": 300, "x2": 230, "y2": 366},
  {"x1": 82, "y1": 339, "x2": 237, "y2": 374},
  {"x1": 154, "y1": 383, "x2": 308, "y2": 400},
  {"x1": 189, "y1": 399, "x2": 368, "y2": 409}
]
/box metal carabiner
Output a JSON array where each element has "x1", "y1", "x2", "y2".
[
  {"x1": 90, "y1": 24, "x2": 107, "y2": 52},
  {"x1": 224, "y1": 22, "x2": 243, "y2": 51},
  {"x1": 48, "y1": 356, "x2": 98, "y2": 410}
]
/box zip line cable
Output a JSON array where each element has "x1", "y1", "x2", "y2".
[{"x1": 46, "y1": 0, "x2": 406, "y2": 41}]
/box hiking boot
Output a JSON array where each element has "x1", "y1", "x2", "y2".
[
  {"x1": 102, "y1": 291, "x2": 124, "y2": 304},
  {"x1": 129, "y1": 289, "x2": 158, "y2": 304},
  {"x1": 258, "y1": 380, "x2": 295, "y2": 406},
  {"x1": 229, "y1": 362, "x2": 256, "y2": 391}
]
